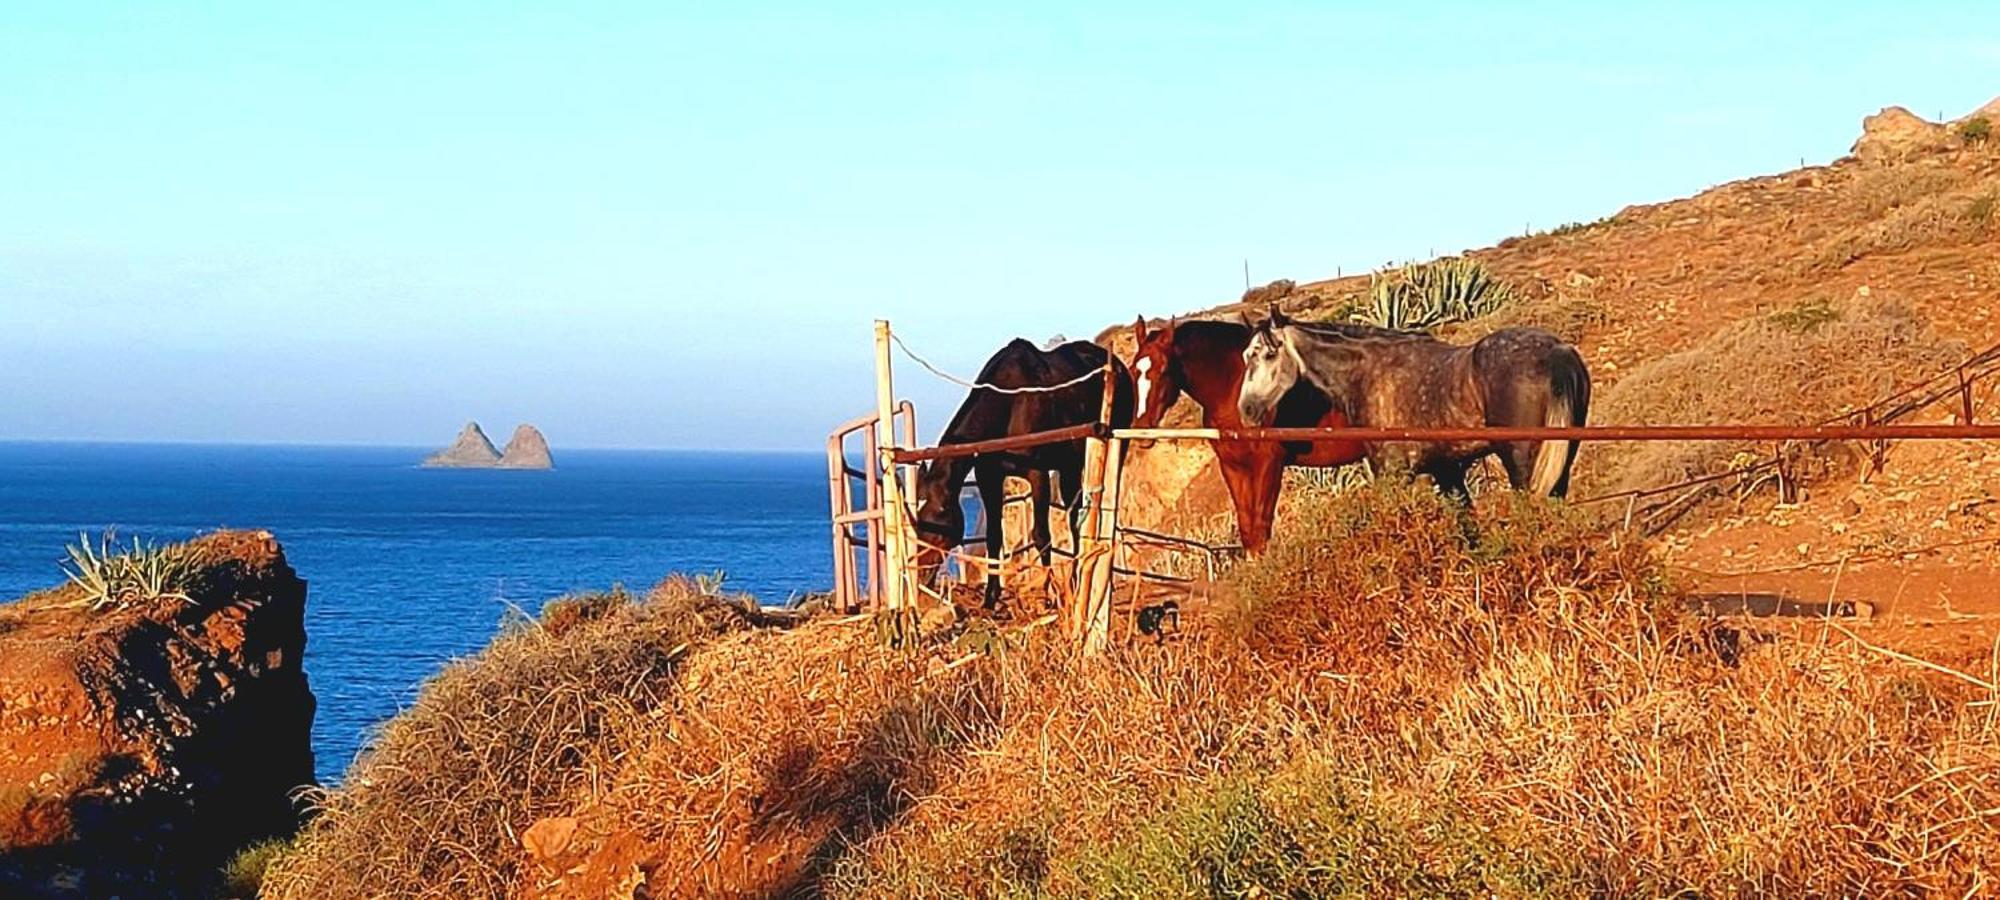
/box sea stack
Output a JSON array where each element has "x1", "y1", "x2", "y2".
[
  {"x1": 498, "y1": 424, "x2": 555, "y2": 470},
  {"x1": 422, "y1": 422, "x2": 503, "y2": 468}
]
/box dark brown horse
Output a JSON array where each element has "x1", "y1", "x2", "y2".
[
  {"x1": 1238, "y1": 310, "x2": 1590, "y2": 499},
  {"x1": 1129, "y1": 317, "x2": 1365, "y2": 554},
  {"x1": 910, "y1": 338, "x2": 1134, "y2": 608}
]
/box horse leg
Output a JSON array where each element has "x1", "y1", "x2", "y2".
[
  {"x1": 1498, "y1": 442, "x2": 1539, "y2": 491},
  {"x1": 1249, "y1": 450, "x2": 1287, "y2": 554},
  {"x1": 976, "y1": 462, "x2": 1007, "y2": 610},
  {"x1": 1215, "y1": 444, "x2": 1269, "y2": 554},
  {"x1": 1028, "y1": 468, "x2": 1053, "y2": 566},
  {"x1": 1427, "y1": 461, "x2": 1474, "y2": 506},
  {"x1": 1058, "y1": 461, "x2": 1085, "y2": 557}
]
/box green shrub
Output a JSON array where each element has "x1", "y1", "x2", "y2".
[
  {"x1": 1960, "y1": 116, "x2": 1991, "y2": 145},
  {"x1": 1766, "y1": 296, "x2": 1840, "y2": 334},
  {"x1": 1970, "y1": 193, "x2": 1996, "y2": 228},
  {"x1": 219, "y1": 838, "x2": 293, "y2": 898},
  {"x1": 1064, "y1": 767, "x2": 1575, "y2": 898},
  {"x1": 1353, "y1": 257, "x2": 1515, "y2": 331},
  {"x1": 57, "y1": 531, "x2": 200, "y2": 612}
]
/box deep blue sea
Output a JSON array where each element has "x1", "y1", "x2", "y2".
[{"x1": 0, "y1": 442, "x2": 830, "y2": 783}]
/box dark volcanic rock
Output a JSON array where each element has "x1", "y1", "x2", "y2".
[
  {"x1": 0, "y1": 531, "x2": 315, "y2": 898},
  {"x1": 498, "y1": 424, "x2": 555, "y2": 470},
  {"x1": 422, "y1": 421, "x2": 503, "y2": 468}
]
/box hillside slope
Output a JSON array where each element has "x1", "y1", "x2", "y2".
[{"x1": 1108, "y1": 100, "x2": 2000, "y2": 660}]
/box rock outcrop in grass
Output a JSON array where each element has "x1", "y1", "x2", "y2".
[{"x1": 0, "y1": 531, "x2": 315, "y2": 899}]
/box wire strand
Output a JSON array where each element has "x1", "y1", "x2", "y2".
[{"x1": 891, "y1": 332, "x2": 1109, "y2": 395}]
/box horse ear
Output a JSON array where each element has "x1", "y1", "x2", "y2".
[
  {"x1": 1132, "y1": 316, "x2": 1148, "y2": 344},
  {"x1": 1268, "y1": 301, "x2": 1291, "y2": 327}
]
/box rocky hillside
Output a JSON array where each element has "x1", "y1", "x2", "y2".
[
  {"x1": 1106, "y1": 98, "x2": 2000, "y2": 659},
  {"x1": 0, "y1": 531, "x2": 315, "y2": 898}
]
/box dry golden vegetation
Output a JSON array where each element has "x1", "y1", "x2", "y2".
[
  {"x1": 1576, "y1": 291, "x2": 1965, "y2": 500},
  {"x1": 260, "y1": 578, "x2": 771, "y2": 898},
  {"x1": 260, "y1": 485, "x2": 1999, "y2": 898}
]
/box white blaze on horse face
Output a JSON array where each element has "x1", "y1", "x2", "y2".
[{"x1": 1134, "y1": 356, "x2": 1155, "y2": 419}]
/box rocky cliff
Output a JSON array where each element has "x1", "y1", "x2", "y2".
[
  {"x1": 498, "y1": 424, "x2": 555, "y2": 469},
  {"x1": 0, "y1": 531, "x2": 316, "y2": 898},
  {"x1": 422, "y1": 421, "x2": 503, "y2": 467}
]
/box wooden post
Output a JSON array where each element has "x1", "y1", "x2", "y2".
[
  {"x1": 1072, "y1": 363, "x2": 1121, "y2": 653},
  {"x1": 825, "y1": 433, "x2": 852, "y2": 612},
  {"x1": 874, "y1": 320, "x2": 909, "y2": 613},
  {"x1": 862, "y1": 427, "x2": 882, "y2": 611},
  {"x1": 1085, "y1": 436, "x2": 1126, "y2": 652}
]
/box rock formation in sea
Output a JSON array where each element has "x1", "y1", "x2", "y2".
[
  {"x1": 497, "y1": 424, "x2": 555, "y2": 470},
  {"x1": 422, "y1": 421, "x2": 503, "y2": 468},
  {"x1": 0, "y1": 530, "x2": 316, "y2": 898}
]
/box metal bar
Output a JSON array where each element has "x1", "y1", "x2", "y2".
[
  {"x1": 863, "y1": 421, "x2": 882, "y2": 612},
  {"x1": 892, "y1": 422, "x2": 1104, "y2": 463},
  {"x1": 1115, "y1": 424, "x2": 2000, "y2": 443},
  {"x1": 1120, "y1": 525, "x2": 1244, "y2": 554},
  {"x1": 826, "y1": 434, "x2": 852, "y2": 613}
]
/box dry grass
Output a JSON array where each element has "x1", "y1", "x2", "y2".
[
  {"x1": 833, "y1": 484, "x2": 2000, "y2": 896},
  {"x1": 259, "y1": 577, "x2": 765, "y2": 899},
  {"x1": 1575, "y1": 291, "x2": 1965, "y2": 501},
  {"x1": 262, "y1": 487, "x2": 2000, "y2": 898},
  {"x1": 1812, "y1": 178, "x2": 1999, "y2": 271}
]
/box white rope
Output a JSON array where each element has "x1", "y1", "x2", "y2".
[{"x1": 891, "y1": 332, "x2": 1108, "y2": 395}]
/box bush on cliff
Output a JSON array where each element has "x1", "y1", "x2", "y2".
[{"x1": 260, "y1": 576, "x2": 766, "y2": 898}]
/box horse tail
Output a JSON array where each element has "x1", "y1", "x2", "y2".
[{"x1": 1529, "y1": 345, "x2": 1591, "y2": 497}]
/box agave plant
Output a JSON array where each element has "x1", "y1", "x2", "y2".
[
  {"x1": 692, "y1": 570, "x2": 727, "y2": 596},
  {"x1": 58, "y1": 531, "x2": 197, "y2": 612},
  {"x1": 1353, "y1": 257, "x2": 1515, "y2": 331},
  {"x1": 1285, "y1": 461, "x2": 1376, "y2": 496}
]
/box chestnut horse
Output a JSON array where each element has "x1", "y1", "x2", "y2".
[{"x1": 1129, "y1": 317, "x2": 1364, "y2": 554}]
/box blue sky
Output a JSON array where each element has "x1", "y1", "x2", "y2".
[{"x1": 3, "y1": 3, "x2": 1995, "y2": 450}]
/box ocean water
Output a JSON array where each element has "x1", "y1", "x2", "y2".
[{"x1": 0, "y1": 442, "x2": 831, "y2": 783}]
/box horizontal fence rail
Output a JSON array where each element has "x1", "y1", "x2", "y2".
[
  {"x1": 1116, "y1": 423, "x2": 2000, "y2": 443},
  {"x1": 892, "y1": 422, "x2": 1106, "y2": 463},
  {"x1": 894, "y1": 422, "x2": 2000, "y2": 463}
]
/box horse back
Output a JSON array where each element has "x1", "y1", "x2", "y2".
[{"x1": 939, "y1": 339, "x2": 1128, "y2": 450}]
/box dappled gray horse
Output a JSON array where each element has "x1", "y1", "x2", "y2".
[{"x1": 1236, "y1": 310, "x2": 1590, "y2": 499}]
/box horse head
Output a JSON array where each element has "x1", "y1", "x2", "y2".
[
  {"x1": 1238, "y1": 310, "x2": 1301, "y2": 426},
  {"x1": 909, "y1": 460, "x2": 966, "y2": 583},
  {"x1": 1130, "y1": 316, "x2": 1182, "y2": 428}
]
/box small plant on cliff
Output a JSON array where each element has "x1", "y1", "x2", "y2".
[
  {"x1": 1959, "y1": 116, "x2": 1991, "y2": 145},
  {"x1": 57, "y1": 531, "x2": 199, "y2": 612},
  {"x1": 1766, "y1": 295, "x2": 1841, "y2": 334},
  {"x1": 1970, "y1": 193, "x2": 1996, "y2": 229},
  {"x1": 220, "y1": 838, "x2": 293, "y2": 898},
  {"x1": 1353, "y1": 257, "x2": 1515, "y2": 331}
]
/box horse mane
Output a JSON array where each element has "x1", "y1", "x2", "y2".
[
  {"x1": 1166, "y1": 319, "x2": 1250, "y2": 355},
  {"x1": 1290, "y1": 318, "x2": 1437, "y2": 343}
]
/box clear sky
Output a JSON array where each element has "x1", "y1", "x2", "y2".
[{"x1": 3, "y1": 3, "x2": 1994, "y2": 450}]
